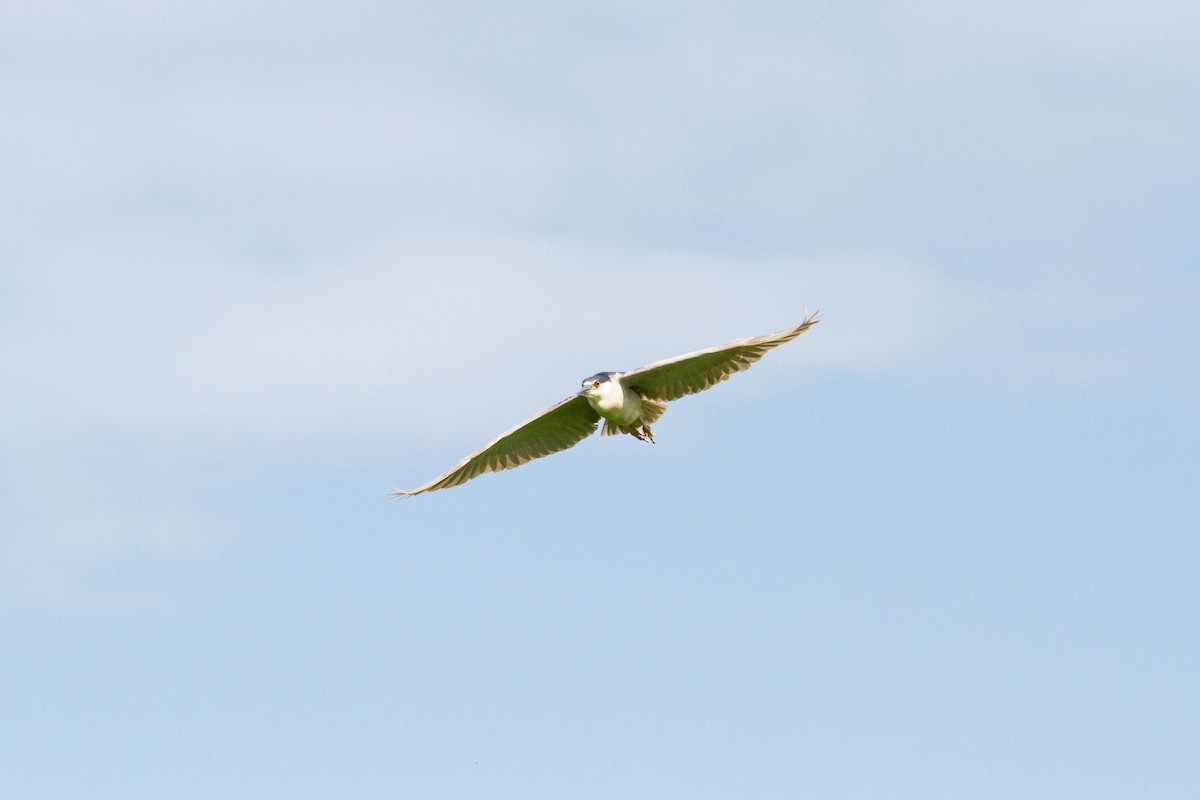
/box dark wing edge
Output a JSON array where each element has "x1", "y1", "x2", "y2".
[
  {"x1": 390, "y1": 393, "x2": 601, "y2": 497},
  {"x1": 620, "y1": 312, "x2": 820, "y2": 402}
]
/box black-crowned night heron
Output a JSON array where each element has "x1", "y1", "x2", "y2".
[{"x1": 392, "y1": 313, "x2": 819, "y2": 496}]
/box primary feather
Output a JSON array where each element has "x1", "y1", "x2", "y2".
[
  {"x1": 391, "y1": 395, "x2": 600, "y2": 496},
  {"x1": 620, "y1": 316, "x2": 820, "y2": 401}
]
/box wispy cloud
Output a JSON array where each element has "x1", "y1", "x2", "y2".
[
  {"x1": 2, "y1": 0, "x2": 1196, "y2": 613},
  {"x1": 3, "y1": 230, "x2": 1161, "y2": 446}
]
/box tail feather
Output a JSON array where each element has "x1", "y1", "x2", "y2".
[
  {"x1": 600, "y1": 397, "x2": 668, "y2": 436},
  {"x1": 640, "y1": 398, "x2": 667, "y2": 425}
]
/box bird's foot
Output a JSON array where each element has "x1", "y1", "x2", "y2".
[{"x1": 638, "y1": 425, "x2": 655, "y2": 444}]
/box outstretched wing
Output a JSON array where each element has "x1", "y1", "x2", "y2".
[
  {"x1": 392, "y1": 394, "x2": 601, "y2": 496},
  {"x1": 620, "y1": 313, "x2": 820, "y2": 402}
]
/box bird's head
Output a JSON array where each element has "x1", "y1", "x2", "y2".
[{"x1": 580, "y1": 372, "x2": 616, "y2": 397}]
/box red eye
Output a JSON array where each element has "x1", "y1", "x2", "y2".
[{"x1": 592, "y1": 381, "x2": 601, "y2": 388}]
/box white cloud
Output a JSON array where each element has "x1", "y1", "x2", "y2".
[
  {"x1": 2, "y1": 228, "x2": 1155, "y2": 446},
  {"x1": 2, "y1": 0, "x2": 1195, "y2": 613}
]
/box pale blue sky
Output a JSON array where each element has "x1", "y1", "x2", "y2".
[{"x1": 2, "y1": 1, "x2": 1198, "y2": 797}]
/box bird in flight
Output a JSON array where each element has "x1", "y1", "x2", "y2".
[{"x1": 392, "y1": 313, "x2": 820, "y2": 496}]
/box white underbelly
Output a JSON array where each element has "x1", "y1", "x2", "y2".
[{"x1": 586, "y1": 385, "x2": 641, "y2": 426}]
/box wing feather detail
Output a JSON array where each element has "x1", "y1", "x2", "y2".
[
  {"x1": 391, "y1": 394, "x2": 601, "y2": 496},
  {"x1": 620, "y1": 313, "x2": 820, "y2": 402}
]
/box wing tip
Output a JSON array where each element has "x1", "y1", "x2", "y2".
[{"x1": 779, "y1": 311, "x2": 821, "y2": 340}]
